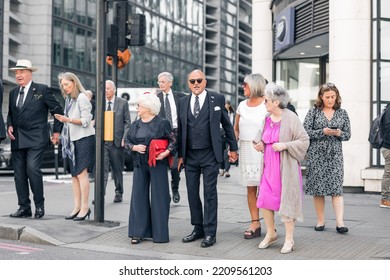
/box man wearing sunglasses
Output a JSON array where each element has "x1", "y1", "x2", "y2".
[{"x1": 177, "y1": 70, "x2": 238, "y2": 248}]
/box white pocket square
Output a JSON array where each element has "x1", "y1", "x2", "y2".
[{"x1": 214, "y1": 106, "x2": 221, "y2": 111}]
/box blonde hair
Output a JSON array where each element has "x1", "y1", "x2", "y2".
[{"x1": 58, "y1": 72, "x2": 86, "y2": 99}]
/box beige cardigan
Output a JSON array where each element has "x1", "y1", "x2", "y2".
[{"x1": 259, "y1": 109, "x2": 309, "y2": 222}]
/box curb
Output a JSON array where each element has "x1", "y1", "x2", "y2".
[{"x1": 0, "y1": 223, "x2": 65, "y2": 246}]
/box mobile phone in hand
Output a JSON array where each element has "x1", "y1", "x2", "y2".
[{"x1": 329, "y1": 126, "x2": 338, "y2": 130}]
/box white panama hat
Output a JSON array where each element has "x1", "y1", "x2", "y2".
[{"x1": 9, "y1": 59, "x2": 38, "y2": 72}]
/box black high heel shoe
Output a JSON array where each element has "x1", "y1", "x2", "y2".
[
  {"x1": 73, "y1": 209, "x2": 91, "y2": 221},
  {"x1": 65, "y1": 210, "x2": 80, "y2": 220}
]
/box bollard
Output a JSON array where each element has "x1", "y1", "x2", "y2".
[{"x1": 54, "y1": 144, "x2": 59, "y2": 179}]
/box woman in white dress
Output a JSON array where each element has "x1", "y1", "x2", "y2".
[{"x1": 234, "y1": 73, "x2": 267, "y2": 239}]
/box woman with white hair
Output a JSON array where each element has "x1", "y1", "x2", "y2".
[
  {"x1": 254, "y1": 83, "x2": 309, "y2": 254},
  {"x1": 124, "y1": 93, "x2": 177, "y2": 244}
]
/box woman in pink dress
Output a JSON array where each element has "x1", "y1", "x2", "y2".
[{"x1": 254, "y1": 83, "x2": 309, "y2": 254}]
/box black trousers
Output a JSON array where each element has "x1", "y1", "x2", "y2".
[
  {"x1": 128, "y1": 160, "x2": 170, "y2": 243},
  {"x1": 12, "y1": 147, "x2": 46, "y2": 209},
  {"x1": 104, "y1": 142, "x2": 124, "y2": 195},
  {"x1": 184, "y1": 147, "x2": 219, "y2": 237}
]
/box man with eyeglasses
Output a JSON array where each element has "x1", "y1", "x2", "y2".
[
  {"x1": 177, "y1": 69, "x2": 238, "y2": 248},
  {"x1": 156, "y1": 72, "x2": 186, "y2": 203}
]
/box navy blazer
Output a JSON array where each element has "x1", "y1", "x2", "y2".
[
  {"x1": 177, "y1": 91, "x2": 238, "y2": 163},
  {"x1": 7, "y1": 82, "x2": 64, "y2": 150}
]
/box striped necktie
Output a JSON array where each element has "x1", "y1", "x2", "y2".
[{"x1": 17, "y1": 87, "x2": 25, "y2": 109}]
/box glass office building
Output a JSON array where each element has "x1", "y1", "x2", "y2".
[
  {"x1": 1, "y1": 0, "x2": 252, "y2": 116},
  {"x1": 52, "y1": 0, "x2": 204, "y2": 92}
]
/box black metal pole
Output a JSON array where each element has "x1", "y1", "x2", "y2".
[
  {"x1": 54, "y1": 144, "x2": 59, "y2": 179},
  {"x1": 95, "y1": 0, "x2": 107, "y2": 223}
]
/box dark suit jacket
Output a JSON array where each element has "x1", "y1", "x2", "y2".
[
  {"x1": 157, "y1": 90, "x2": 186, "y2": 125},
  {"x1": 111, "y1": 96, "x2": 131, "y2": 148},
  {"x1": 7, "y1": 82, "x2": 64, "y2": 150},
  {"x1": 0, "y1": 80, "x2": 6, "y2": 142},
  {"x1": 177, "y1": 91, "x2": 238, "y2": 163},
  {"x1": 124, "y1": 116, "x2": 177, "y2": 167}
]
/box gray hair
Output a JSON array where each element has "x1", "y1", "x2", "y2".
[
  {"x1": 265, "y1": 83, "x2": 290, "y2": 109},
  {"x1": 244, "y1": 73, "x2": 267, "y2": 98},
  {"x1": 106, "y1": 80, "x2": 116, "y2": 91},
  {"x1": 137, "y1": 93, "x2": 161, "y2": 115},
  {"x1": 158, "y1": 72, "x2": 173, "y2": 82}
]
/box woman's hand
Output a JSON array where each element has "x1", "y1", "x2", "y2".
[
  {"x1": 272, "y1": 142, "x2": 287, "y2": 152},
  {"x1": 133, "y1": 144, "x2": 147, "y2": 154},
  {"x1": 323, "y1": 127, "x2": 340, "y2": 136},
  {"x1": 54, "y1": 114, "x2": 71, "y2": 123},
  {"x1": 253, "y1": 141, "x2": 264, "y2": 152},
  {"x1": 156, "y1": 150, "x2": 170, "y2": 161}
]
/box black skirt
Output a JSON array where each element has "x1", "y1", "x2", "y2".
[{"x1": 71, "y1": 135, "x2": 95, "y2": 176}]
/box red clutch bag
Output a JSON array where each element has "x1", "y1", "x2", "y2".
[{"x1": 148, "y1": 139, "x2": 173, "y2": 167}]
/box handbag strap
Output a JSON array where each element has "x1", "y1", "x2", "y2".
[{"x1": 312, "y1": 107, "x2": 317, "y2": 129}]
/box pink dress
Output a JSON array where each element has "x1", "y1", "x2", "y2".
[{"x1": 257, "y1": 117, "x2": 282, "y2": 211}]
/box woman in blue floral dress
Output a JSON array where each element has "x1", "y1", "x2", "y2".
[{"x1": 303, "y1": 83, "x2": 351, "y2": 234}]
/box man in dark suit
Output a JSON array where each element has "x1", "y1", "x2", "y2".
[
  {"x1": 104, "y1": 80, "x2": 131, "y2": 203},
  {"x1": 157, "y1": 72, "x2": 186, "y2": 203},
  {"x1": 7, "y1": 59, "x2": 64, "y2": 218},
  {"x1": 0, "y1": 79, "x2": 6, "y2": 143},
  {"x1": 177, "y1": 70, "x2": 238, "y2": 248}
]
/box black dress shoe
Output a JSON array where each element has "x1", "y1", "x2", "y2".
[
  {"x1": 336, "y1": 226, "x2": 349, "y2": 234},
  {"x1": 172, "y1": 190, "x2": 180, "y2": 203},
  {"x1": 201, "y1": 236, "x2": 216, "y2": 248},
  {"x1": 113, "y1": 194, "x2": 122, "y2": 203},
  {"x1": 35, "y1": 207, "x2": 45, "y2": 218},
  {"x1": 314, "y1": 225, "x2": 325, "y2": 231},
  {"x1": 10, "y1": 208, "x2": 32, "y2": 218},
  {"x1": 182, "y1": 229, "x2": 205, "y2": 243}
]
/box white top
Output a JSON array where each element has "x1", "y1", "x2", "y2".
[{"x1": 236, "y1": 99, "x2": 267, "y2": 140}]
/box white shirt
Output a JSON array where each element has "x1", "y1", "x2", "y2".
[
  {"x1": 236, "y1": 99, "x2": 267, "y2": 140},
  {"x1": 163, "y1": 89, "x2": 178, "y2": 129},
  {"x1": 16, "y1": 80, "x2": 32, "y2": 106},
  {"x1": 190, "y1": 90, "x2": 207, "y2": 116},
  {"x1": 106, "y1": 98, "x2": 115, "y2": 111}
]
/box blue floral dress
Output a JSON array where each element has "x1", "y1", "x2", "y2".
[{"x1": 303, "y1": 108, "x2": 351, "y2": 196}]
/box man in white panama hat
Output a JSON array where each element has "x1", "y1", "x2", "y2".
[{"x1": 7, "y1": 59, "x2": 64, "y2": 219}]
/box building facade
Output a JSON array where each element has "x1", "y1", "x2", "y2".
[
  {"x1": 253, "y1": 0, "x2": 389, "y2": 191},
  {"x1": 1, "y1": 0, "x2": 251, "y2": 116}
]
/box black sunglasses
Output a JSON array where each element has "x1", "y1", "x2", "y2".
[{"x1": 189, "y1": 78, "x2": 203, "y2": 85}]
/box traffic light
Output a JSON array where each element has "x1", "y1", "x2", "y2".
[
  {"x1": 116, "y1": 1, "x2": 129, "y2": 51},
  {"x1": 110, "y1": 2, "x2": 146, "y2": 52},
  {"x1": 128, "y1": 14, "x2": 146, "y2": 46}
]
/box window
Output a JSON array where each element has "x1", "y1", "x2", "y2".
[{"x1": 276, "y1": 58, "x2": 321, "y2": 121}]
